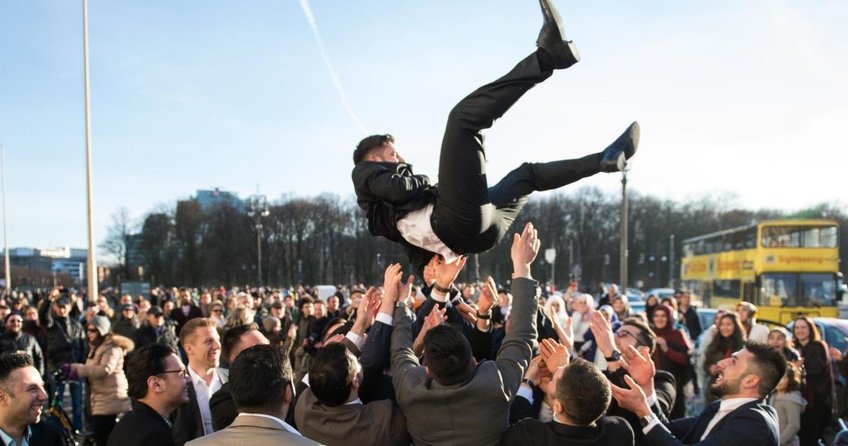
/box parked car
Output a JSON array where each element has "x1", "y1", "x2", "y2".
[{"x1": 645, "y1": 288, "x2": 676, "y2": 302}]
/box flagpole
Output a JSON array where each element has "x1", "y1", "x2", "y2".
[{"x1": 83, "y1": 0, "x2": 98, "y2": 300}]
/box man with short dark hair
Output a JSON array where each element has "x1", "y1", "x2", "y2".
[
  {"x1": 502, "y1": 358, "x2": 634, "y2": 445},
  {"x1": 209, "y1": 324, "x2": 269, "y2": 431},
  {"x1": 134, "y1": 305, "x2": 180, "y2": 351},
  {"x1": 106, "y1": 343, "x2": 190, "y2": 446},
  {"x1": 295, "y1": 343, "x2": 409, "y2": 445},
  {"x1": 0, "y1": 352, "x2": 62, "y2": 446},
  {"x1": 611, "y1": 342, "x2": 786, "y2": 446},
  {"x1": 186, "y1": 345, "x2": 319, "y2": 446},
  {"x1": 351, "y1": 0, "x2": 639, "y2": 277},
  {"x1": 390, "y1": 222, "x2": 541, "y2": 445}
]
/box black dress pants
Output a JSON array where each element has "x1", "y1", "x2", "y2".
[{"x1": 432, "y1": 51, "x2": 601, "y2": 254}]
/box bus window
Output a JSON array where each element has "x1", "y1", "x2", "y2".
[
  {"x1": 712, "y1": 280, "x2": 740, "y2": 297},
  {"x1": 760, "y1": 273, "x2": 798, "y2": 306},
  {"x1": 822, "y1": 226, "x2": 838, "y2": 248},
  {"x1": 761, "y1": 226, "x2": 801, "y2": 247},
  {"x1": 800, "y1": 273, "x2": 836, "y2": 306},
  {"x1": 745, "y1": 227, "x2": 756, "y2": 249}
]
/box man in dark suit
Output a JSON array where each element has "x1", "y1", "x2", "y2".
[
  {"x1": 502, "y1": 358, "x2": 634, "y2": 445},
  {"x1": 107, "y1": 343, "x2": 190, "y2": 446},
  {"x1": 0, "y1": 352, "x2": 63, "y2": 446},
  {"x1": 611, "y1": 342, "x2": 786, "y2": 446},
  {"x1": 351, "y1": 0, "x2": 639, "y2": 277},
  {"x1": 186, "y1": 344, "x2": 319, "y2": 446},
  {"x1": 589, "y1": 312, "x2": 677, "y2": 445},
  {"x1": 209, "y1": 323, "x2": 269, "y2": 431},
  {"x1": 390, "y1": 222, "x2": 540, "y2": 445},
  {"x1": 171, "y1": 318, "x2": 224, "y2": 446}
]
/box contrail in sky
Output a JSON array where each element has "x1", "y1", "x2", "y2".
[{"x1": 298, "y1": 0, "x2": 368, "y2": 135}]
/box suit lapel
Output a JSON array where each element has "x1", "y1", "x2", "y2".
[{"x1": 686, "y1": 401, "x2": 720, "y2": 442}]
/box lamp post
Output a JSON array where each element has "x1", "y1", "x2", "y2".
[
  {"x1": 619, "y1": 169, "x2": 629, "y2": 290},
  {"x1": 1, "y1": 145, "x2": 9, "y2": 292},
  {"x1": 82, "y1": 0, "x2": 98, "y2": 300},
  {"x1": 246, "y1": 193, "x2": 269, "y2": 286}
]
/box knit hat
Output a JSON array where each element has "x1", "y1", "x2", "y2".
[{"x1": 90, "y1": 315, "x2": 111, "y2": 337}]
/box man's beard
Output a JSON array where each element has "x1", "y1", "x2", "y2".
[{"x1": 710, "y1": 373, "x2": 741, "y2": 398}]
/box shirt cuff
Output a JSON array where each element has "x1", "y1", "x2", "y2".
[
  {"x1": 516, "y1": 384, "x2": 534, "y2": 405},
  {"x1": 375, "y1": 312, "x2": 393, "y2": 326},
  {"x1": 346, "y1": 331, "x2": 365, "y2": 350},
  {"x1": 641, "y1": 413, "x2": 661, "y2": 435},
  {"x1": 646, "y1": 391, "x2": 658, "y2": 408},
  {"x1": 430, "y1": 289, "x2": 448, "y2": 303}
]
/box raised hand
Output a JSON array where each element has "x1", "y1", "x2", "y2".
[
  {"x1": 610, "y1": 374, "x2": 651, "y2": 418},
  {"x1": 539, "y1": 338, "x2": 569, "y2": 373},
  {"x1": 383, "y1": 263, "x2": 403, "y2": 301},
  {"x1": 434, "y1": 256, "x2": 467, "y2": 290},
  {"x1": 589, "y1": 310, "x2": 616, "y2": 359},
  {"x1": 511, "y1": 222, "x2": 540, "y2": 278},
  {"x1": 477, "y1": 276, "x2": 497, "y2": 314},
  {"x1": 621, "y1": 345, "x2": 655, "y2": 389}
]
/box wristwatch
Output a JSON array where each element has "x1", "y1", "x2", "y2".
[
  {"x1": 639, "y1": 412, "x2": 658, "y2": 428},
  {"x1": 433, "y1": 283, "x2": 451, "y2": 294},
  {"x1": 476, "y1": 310, "x2": 492, "y2": 320},
  {"x1": 604, "y1": 349, "x2": 622, "y2": 362}
]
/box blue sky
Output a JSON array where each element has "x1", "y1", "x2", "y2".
[{"x1": 1, "y1": 0, "x2": 846, "y2": 253}]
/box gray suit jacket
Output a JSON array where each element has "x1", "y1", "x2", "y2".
[
  {"x1": 184, "y1": 414, "x2": 322, "y2": 446},
  {"x1": 294, "y1": 388, "x2": 410, "y2": 446},
  {"x1": 391, "y1": 277, "x2": 538, "y2": 446}
]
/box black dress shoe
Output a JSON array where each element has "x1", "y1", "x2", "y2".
[
  {"x1": 537, "y1": 0, "x2": 580, "y2": 69},
  {"x1": 600, "y1": 121, "x2": 640, "y2": 172}
]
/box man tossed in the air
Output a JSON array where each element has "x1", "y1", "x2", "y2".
[{"x1": 352, "y1": 0, "x2": 639, "y2": 276}]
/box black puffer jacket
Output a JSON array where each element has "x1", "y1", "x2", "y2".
[{"x1": 2, "y1": 331, "x2": 45, "y2": 375}]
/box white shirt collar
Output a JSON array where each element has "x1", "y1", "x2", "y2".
[
  {"x1": 187, "y1": 364, "x2": 222, "y2": 388},
  {"x1": 718, "y1": 396, "x2": 759, "y2": 413},
  {"x1": 237, "y1": 413, "x2": 302, "y2": 436}
]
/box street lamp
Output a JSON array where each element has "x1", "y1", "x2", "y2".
[
  {"x1": 246, "y1": 193, "x2": 270, "y2": 286},
  {"x1": 619, "y1": 168, "x2": 629, "y2": 290}
]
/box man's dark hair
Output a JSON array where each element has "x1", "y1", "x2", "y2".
[
  {"x1": 621, "y1": 317, "x2": 657, "y2": 354},
  {"x1": 423, "y1": 324, "x2": 473, "y2": 385},
  {"x1": 0, "y1": 352, "x2": 33, "y2": 386},
  {"x1": 221, "y1": 323, "x2": 259, "y2": 364},
  {"x1": 229, "y1": 344, "x2": 292, "y2": 414},
  {"x1": 353, "y1": 134, "x2": 394, "y2": 164},
  {"x1": 555, "y1": 358, "x2": 611, "y2": 426},
  {"x1": 297, "y1": 296, "x2": 314, "y2": 312},
  {"x1": 744, "y1": 342, "x2": 787, "y2": 398},
  {"x1": 309, "y1": 343, "x2": 357, "y2": 407},
  {"x1": 320, "y1": 318, "x2": 351, "y2": 342},
  {"x1": 125, "y1": 343, "x2": 176, "y2": 400}
]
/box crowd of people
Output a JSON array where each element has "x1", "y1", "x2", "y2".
[{"x1": 0, "y1": 222, "x2": 844, "y2": 445}]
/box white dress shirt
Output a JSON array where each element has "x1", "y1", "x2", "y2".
[
  {"x1": 396, "y1": 204, "x2": 460, "y2": 263},
  {"x1": 187, "y1": 366, "x2": 223, "y2": 435}
]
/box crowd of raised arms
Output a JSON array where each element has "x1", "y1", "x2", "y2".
[{"x1": 0, "y1": 223, "x2": 842, "y2": 446}]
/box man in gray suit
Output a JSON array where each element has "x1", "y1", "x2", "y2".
[
  {"x1": 186, "y1": 344, "x2": 321, "y2": 446},
  {"x1": 390, "y1": 221, "x2": 541, "y2": 446}
]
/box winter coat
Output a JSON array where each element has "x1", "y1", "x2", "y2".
[
  {"x1": 772, "y1": 391, "x2": 806, "y2": 446},
  {"x1": 71, "y1": 334, "x2": 134, "y2": 415}
]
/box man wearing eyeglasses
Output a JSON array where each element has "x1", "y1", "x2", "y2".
[
  {"x1": 590, "y1": 313, "x2": 677, "y2": 446},
  {"x1": 1, "y1": 314, "x2": 44, "y2": 376},
  {"x1": 350, "y1": 0, "x2": 639, "y2": 279},
  {"x1": 107, "y1": 343, "x2": 190, "y2": 446}
]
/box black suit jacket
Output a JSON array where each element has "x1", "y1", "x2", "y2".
[
  {"x1": 107, "y1": 400, "x2": 176, "y2": 446},
  {"x1": 606, "y1": 368, "x2": 676, "y2": 446},
  {"x1": 0, "y1": 420, "x2": 65, "y2": 446},
  {"x1": 209, "y1": 382, "x2": 237, "y2": 432},
  {"x1": 500, "y1": 416, "x2": 634, "y2": 446},
  {"x1": 171, "y1": 376, "x2": 206, "y2": 446},
  {"x1": 359, "y1": 319, "x2": 397, "y2": 404},
  {"x1": 646, "y1": 399, "x2": 779, "y2": 446}
]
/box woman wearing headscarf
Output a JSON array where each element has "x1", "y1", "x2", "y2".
[
  {"x1": 650, "y1": 303, "x2": 693, "y2": 419},
  {"x1": 62, "y1": 315, "x2": 134, "y2": 446}
]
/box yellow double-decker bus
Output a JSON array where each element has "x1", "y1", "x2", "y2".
[{"x1": 681, "y1": 219, "x2": 840, "y2": 323}]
